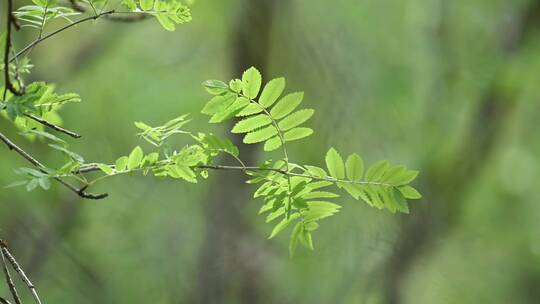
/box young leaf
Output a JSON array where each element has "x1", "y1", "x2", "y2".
[
  {"x1": 270, "y1": 92, "x2": 304, "y2": 120},
  {"x1": 269, "y1": 213, "x2": 300, "y2": 239},
  {"x1": 115, "y1": 156, "x2": 129, "y2": 172},
  {"x1": 243, "y1": 125, "x2": 278, "y2": 144},
  {"x1": 201, "y1": 94, "x2": 236, "y2": 115},
  {"x1": 302, "y1": 191, "x2": 339, "y2": 199},
  {"x1": 121, "y1": 0, "x2": 137, "y2": 10},
  {"x1": 299, "y1": 229, "x2": 314, "y2": 250},
  {"x1": 289, "y1": 222, "x2": 302, "y2": 257},
  {"x1": 325, "y1": 148, "x2": 345, "y2": 180},
  {"x1": 382, "y1": 165, "x2": 407, "y2": 184},
  {"x1": 398, "y1": 185, "x2": 422, "y2": 199},
  {"x1": 264, "y1": 136, "x2": 282, "y2": 151},
  {"x1": 209, "y1": 97, "x2": 249, "y2": 123},
  {"x1": 283, "y1": 127, "x2": 313, "y2": 142},
  {"x1": 97, "y1": 164, "x2": 113, "y2": 175},
  {"x1": 140, "y1": 0, "x2": 154, "y2": 11},
  {"x1": 237, "y1": 103, "x2": 263, "y2": 116},
  {"x1": 202, "y1": 80, "x2": 228, "y2": 95},
  {"x1": 366, "y1": 160, "x2": 389, "y2": 181},
  {"x1": 156, "y1": 14, "x2": 175, "y2": 31},
  {"x1": 304, "y1": 165, "x2": 327, "y2": 178},
  {"x1": 278, "y1": 109, "x2": 314, "y2": 131},
  {"x1": 346, "y1": 153, "x2": 364, "y2": 181},
  {"x1": 242, "y1": 67, "x2": 262, "y2": 99},
  {"x1": 231, "y1": 114, "x2": 272, "y2": 133},
  {"x1": 169, "y1": 164, "x2": 197, "y2": 183},
  {"x1": 127, "y1": 146, "x2": 144, "y2": 170},
  {"x1": 391, "y1": 170, "x2": 419, "y2": 186},
  {"x1": 38, "y1": 177, "x2": 51, "y2": 190},
  {"x1": 229, "y1": 79, "x2": 243, "y2": 93},
  {"x1": 259, "y1": 77, "x2": 285, "y2": 107}
]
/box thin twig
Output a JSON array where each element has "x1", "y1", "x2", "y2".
[
  {"x1": 9, "y1": 10, "x2": 116, "y2": 63},
  {"x1": 0, "y1": 296, "x2": 14, "y2": 304},
  {"x1": 0, "y1": 131, "x2": 108, "y2": 199},
  {"x1": 68, "y1": 0, "x2": 151, "y2": 22},
  {"x1": 0, "y1": 240, "x2": 21, "y2": 304},
  {"x1": 75, "y1": 162, "x2": 392, "y2": 187},
  {"x1": 4, "y1": 0, "x2": 24, "y2": 97},
  {"x1": 24, "y1": 113, "x2": 82, "y2": 139},
  {"x1": 0, "y1": 244, "x2": 42, "y2": 304}
]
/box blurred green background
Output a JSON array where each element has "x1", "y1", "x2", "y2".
[{"x1": 2, "y1": 0, "x2": 540, "y2": 303}]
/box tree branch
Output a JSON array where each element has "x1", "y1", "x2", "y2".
[
  {"x1": 0, "y1": 240, "x2": 21, "y2": 304},
  {"x1": 0, "y1": 296, "x2": 13, "y2": 304},
  {"x1": 9, "y1": 10, "x2": 116, "y2": 63},
  {"x1": 4, "y1": 0, "x2": 24, "y2": 98},
  {"x1": 0, "y1": 241, "x2": 42, "y2": 304},
  {"x1": 24, "y1": 113, "x2": 81, "y2": 139},
  {"x1": 0, "y1": 131, "x2": 108, "y2": 199},
  {"x1": 76, "y1": 162, "x2": 392, "y2": 187}
]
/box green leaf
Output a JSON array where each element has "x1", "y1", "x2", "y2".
[
  {"x1": 289, "y1": 222, "x2": 302, "y2": 257},
  {"x1": 21, "y1": 129, "x2": 66, "y2": 144},
  {"x1": 121, "y1": 0, "x2": 137, "y2": 10},
  {"x1": 269, "y1": 213, "x2": 300, "y2": 239},
  {"x1": 391, "y1": 170, "x2": 419, "y2": 186},
  {"x1": 345, "y1": 153, "x2": 364, "y2": 181},
  {"x1": 31, "y1": 0, "x2": 48, "y2": 6},
  {"x1": 156, "y1": 14, "x2": 175, "y2": 31},
  {"x1": 134, "y1": 121, "x2": 153, "y2": 132},
  {"x1": 4, "y1": 181, "x2": 27, "y2": 189},
  {"x1": 97, "y1": 164, "x2": 113, "y2": 175},
  {"x1": 115, "y1": 156, "x2": 129, "y2": 172},
  {"x1": 342, "y1": 183, "x2": 362, "y2": 199},
  {"x1": 299, "y1": 229, "x2": 314, "y2": 250},
  {"x1": 209, "y1": 97, "x2": 249, "y2": 123},
  {"x1": 140, "y1": 0, "x2": 154, "y2": 10},
  {"x1": 48, "y1": 144, "x2": 84, "y2": 163},
  {"x1": 175, "y1": 145, "x2": 204, "y2": 166},
  {"x1": 398, "y1": 185, "x2": 422, "y2": 199},
  {"x1": 307, "y1": 181, "x2": 333, "y2": 190},
  {"x1": 38, "y1": 177, "x2": 51, "y2": 190},
  {"x1": 237, "y1": 103, "x2": 263, "y2": 116},
  {"x1": 283, "y1": 127, "x2": 313, "y2": 142},
  {"x1": 142, "y1": 152, "x2": 159, "y2": 166},
  {"x1": 202, "y1": 80, "x2": 228, "y2": 95},
  {"x1": 303, "y1": 201, "x2": 341, "y2": 222},
  {"x1": 170, "y1": 164, "x2": 197, "y2": 183},
  {"x1": 302, "y1": 191, "x2": 339, "y2": 199},
  {"x1": 263, "y1": 136, "x2": 282, "y2": 151},
  {"x1": 201, "y1": 94, "x2": 236, "y2": 115},
  {"x1": 304, "y1": 222, "x2": 319, "y2": 231},
  {"x1": 270, "y1": 92, "x2": 304, "y2": 120},
  {"x1": 382, "y1": 165, "x2": 407, "y2": 184},
  {"x1": 391, "y1": 188, "x2": 410, "y2": 213},
  {"x1": 229, "y1": 79, "x2": 243, "y2": 93},
  {"x1": 366, "y1": 160, "x2": 389, "y2": 181},
  {"x1": 26, "y1": 179, "x2": 39, "y2": 192},
  {"x1": 127, "y1": 146, "x2": 144, "y2": 170},
  {"x1": 259, "y1": 77, "x2": 285, "y2": 107},
  {"x1": 325, "y1": 148, "x2": 345, "y2": 180},
  {"x1": 243, "y1": 125, "x2": 278, "y2": 144},
  {"x1": 278, "y1": 109, "x2": 314, "y2": 131},
  {"x1": 231, "y1": 114, "x2": 272, "y2": 133},
  {"x1": 241, "y1": 67, "x2": 262, "y2": 99},
  {"x1": 304, "y1": 165, "x2": 326, "y2": 178}
]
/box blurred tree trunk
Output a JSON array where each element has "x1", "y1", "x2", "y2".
[
  {"x1": 382, "y1": 2, "x2": 540, "y2": 303},
  {"x1": 190, "y1": 1, "x2": 280, "y2": 303}
]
